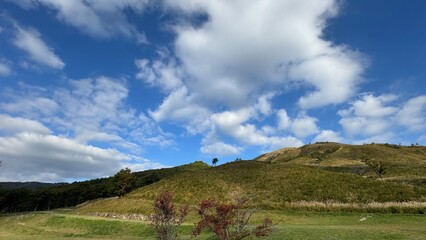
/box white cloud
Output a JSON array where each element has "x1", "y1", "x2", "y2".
[
  {"x1": 289, "y1": 52, "x2": 365, "y2": 108},
  {"x1": 277, "y1": 109, "x2": 292, "y2": 130},
  {"x1": 0, "y1": 62, "x2": 12, "y2": 76},
  {"x1": 277, "y1": 109, "x2": 319, "y2": 138},
  {"x1": 135, "y1": 56, "x2": 183, "y2": 92},
  {"x1": 12, "y1": 25, "x2": 65, "y2": 69},
  {"x1": 0, "y1": 114, "x2": 50, "y2": 135},
  {"x1": 1, "y1": 77, "x2": 174, "y2": 153},
  {"x1": 201, "y1": 141, "x2": 242, "y2": 156},
  {"x1": 0, "y1": 77, "x2": 173, "y2": 182},
  {"x1": 340, "y1": 117, "x2": 391, "y2": 137},
  {"x1": 313, "y1": 130, "x2": 341, "y2": 143},
  {"x1": 397, "y1": 95, "x2": 426, "y2": 131},
  {"x1": 1, "y1": 96, "x2": 59, "y2": 119},
  {"x1": 290, "y1": 115, "x2": 319, "y2": 138},
  {"x1": 0, "y1": 133, "x2": 127, "y2": 182},
  {"x1": 0, "y1": 131, "x2": 167, "y2": 182},
  {"x1": 338, "y1": 94, "x2": 426, "y2": 143},
  {"x1": 338, "y1": 94, "x2": 398, "y2": 118},
  {"x1": 161, "y1": 0, "x2": 365, "y2": 109},
  {"x1": 149, "y1": 86, "x2": 211, "y2": 134},
  {"x1": 10, "y1": 0, "x2": 149, "y2": 42},
  {"x1": 338, "y1": 94, "x2": 398, "y2": 137},
  {"x1": 136, "y1": 0, "x2": 366, "y2": 155},
  {"x1": 210, "y1": 107, "x2": 304, "y2": 149},
  {"x1": 254, "y1": 94, "x2": 274, "y2": 116}
]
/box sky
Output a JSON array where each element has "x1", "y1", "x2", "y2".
[{"x1": 0, "y1": 0, "x2": 425, "y2": 183}]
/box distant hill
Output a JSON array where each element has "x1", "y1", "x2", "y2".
[
  {"x1": 77, "y1": 143, "x2": 426, "y2": 214},
  {"x1": 0, "y1": 182, "x2": 68, "y2": 190},
  {"x1": 0, "y1": 161, "x2": 209, "y2": 213}
]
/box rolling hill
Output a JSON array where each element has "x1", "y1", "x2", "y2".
[{"x1": 76, "y1": 142, "x2": 426, "y2": 214}]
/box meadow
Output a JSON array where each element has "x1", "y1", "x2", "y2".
[
  {"x1": 1, "y1": 210, "x2": 425, "y2": 240},
  {"x1": 1, "y1": 143, "x2": 425, "y2": 239}
]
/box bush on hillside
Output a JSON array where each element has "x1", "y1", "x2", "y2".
[
  {"x1": 193, "y1": 196, "x2": 272, "y2": 240},
  {"x1": 150, "y1": 191, "x2": 188, "y2": 240}
]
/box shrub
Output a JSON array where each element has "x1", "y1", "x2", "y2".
[
  {"x1": 193, "y1": 196, "x2": 272, "y2": 240},
  {"x1": 149, "y1": 191, "x2": 188, "y2": 240}
]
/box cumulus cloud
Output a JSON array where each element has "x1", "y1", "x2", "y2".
[
  {"x1": 10, "y1": 0, "x2": 149, "y2": 42},
  {"x1": 149, "y1": 86, "x2": 211, "y2": 134},
  {"x1": 277, "y1": 109, "x2": 320, "y2": 138},
  {"x1": 161, "y1": 0, "x2": 365, "y2": 109},
  {"x1": 338, "y1": 94, "x2": 426, "y2": 143},
  {"x1": 396, "y1": 95, "x2": 426, "y2": 131},
  {"x1": 290, "y1": 115, "x2": 319, "y2": 138},
  {"x1": 289, "y1": 52, "x2": 364, "y2": 108},
  {"x1": 339, "y1": 94, "x2": 398, "y2": 118},
  {"x1": 12, "y1": 25, "x2": 65, "y2": 69},
  {"x1": 210, "y1": 107, "x2": 303, "y2": 150},
  {"x1": 277, "y1": 109, "x2": 292, "y2": 130},
  {"x1": 201, "y1": 141, "x2": 242, "y2": 156},
  {"x1": 135, "y1": 0, "x2": 367, "y2": 153},
  {"x1": 338, "y1": 94, "x2": 398, "y2": 137},
  {"x1": 313, "y1": 130, "x2": 342, "y2": 143}
]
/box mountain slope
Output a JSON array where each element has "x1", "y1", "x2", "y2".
[{"x1": 77, "y1": 143, "x2": 426, "y2": 214}]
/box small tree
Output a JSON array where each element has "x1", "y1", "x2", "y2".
[
  {"x1": 212, "y1": 158, "x2": 219, "y2": 166},
  {"x1": 113, "y1": 168, "x2": 136, "y2": 197},
  {"x1": 150, "y1": 191, "x2": 188, "y2": 240},
  {"x1": 361, "y1": 156, "x2": 386, "y2": 179},
  {"x1": 193, "y1": 197, "x2": 272, "y2": 240},
  {"x1": 366, "y1": 160, "x2": 387, "y2": 179},
  {"x1": 311, "y1": 152, "x2": 325, "y2": 167}
]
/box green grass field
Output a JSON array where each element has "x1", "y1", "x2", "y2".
[{"x1": 1, "y1": 210, "x2": 425, "y2": 239}]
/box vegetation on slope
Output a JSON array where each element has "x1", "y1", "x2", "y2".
[
  {"x1": 0, "y1": 161, "x2": 209, "y2": 213},
  {"x1": 78, "y1": 149, "x2": 426, "y2": 214},
  {"x1": 256, "y1": 142, "x2": 426, "y2": 186},
  {"x1": 3, "y1": 143, "x2": 426, "y2": 214}
]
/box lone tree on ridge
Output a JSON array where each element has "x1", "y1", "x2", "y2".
[{"x1": 212, "y1": 157, "x2": 219, "y2": 166}]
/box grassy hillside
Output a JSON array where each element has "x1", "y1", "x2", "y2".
[
  {"x1": 256, "y1": 142, "x2": 426, "y2": 186},
  {"x1": 77, "y1": 143, "x2": 426, "y2": 214},
  {"x1": 0, "y1": 161, "x2": 209, "y2": 212}
]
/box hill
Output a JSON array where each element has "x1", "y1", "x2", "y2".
[
  {"x1": 255, "y1": 142, "x2": 426, "y2": 186},
  {"x1": 77, "y1": 143, "x2": 426, "y2": 214},
  {"x1": 0, "y1": 161, "x2": 209, "y2": 212},
  {"x1": 0, "y1": 182, "x2": 68, "y2": 190}
]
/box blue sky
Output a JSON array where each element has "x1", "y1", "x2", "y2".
[{"x1": 0, "y1": 0, "x2": 425, "y2": 182}]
